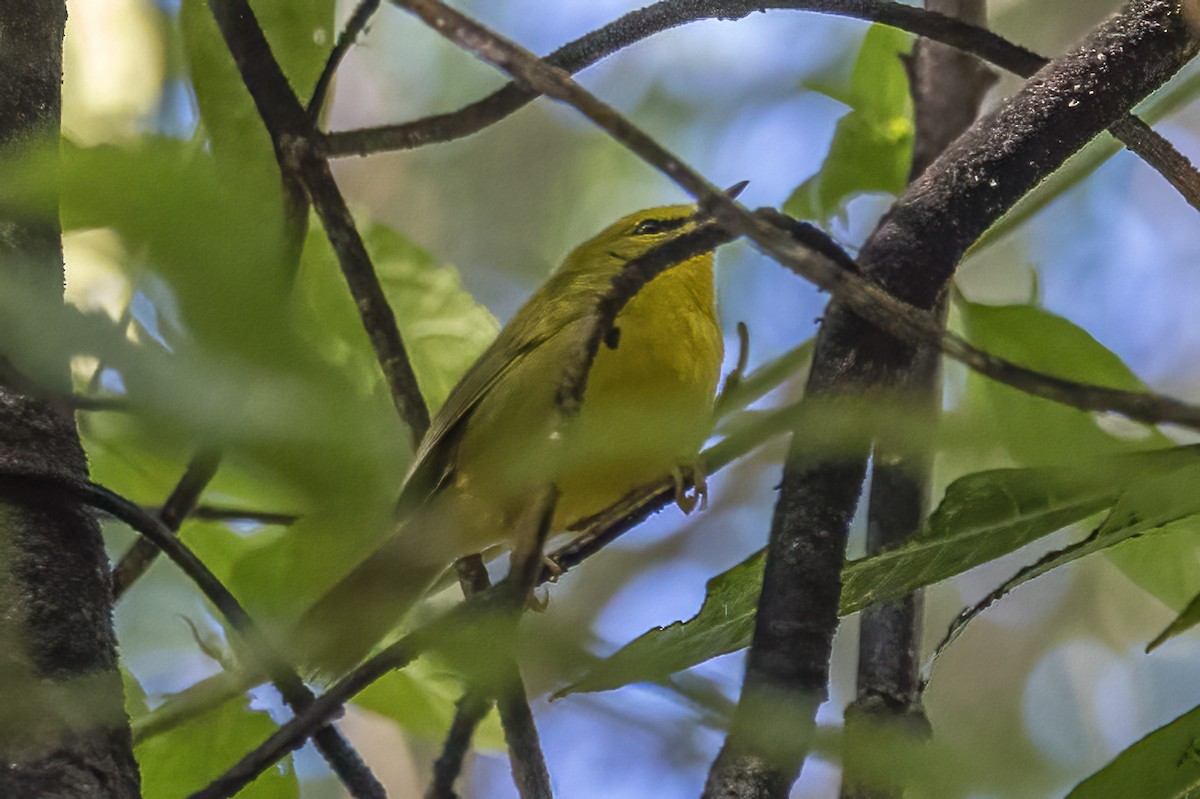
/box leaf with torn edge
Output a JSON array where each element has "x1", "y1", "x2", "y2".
[
  {"x1": 559, "y1": 457, "x2": 1136, "y2": 696},
  {"x1": 928, "y1": 455, "x2": 1200, "y2": 673}
]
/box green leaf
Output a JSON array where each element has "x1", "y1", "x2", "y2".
[
  {"x1": 293, "y1": 220, "x2": 500, "y2": 415},
  {"x1": 926, "y1": 454, "x2": 1200, "y2": 670},
  {"x1": 960, "y1": 299, "x2": 1169, "y2": 466},
  {"x1": 135, "y1": 694, "x2": 298, "y2": 798},
  {"x1": 181, "y1": 0, "x2": 333, "y2": 161},
  {"x1": 784, "y1": 25, "x2": 913, "y2": 223},
  {"x1": 561, "y1": 452, "x2": 1191, "y2": 695},
  {"x1": 1149, "y1": 585, "x2": 1200, "y2": 652},
  {"x1": 1067, "y1": 702, "x2": 1200, "y2": 799},
  {"x1": 60, "y1": 139, "x2": 292, "y2": 354},
  {"x1": 960, "y1": 299, "x2": 1200, "y2": 608},
  {"x1": 353, "y1": 661, "x2": 504, "y2": 748},
  {"x1": 839, "y1": 464, "x2": 1118, "y2": 615},
  {"x1": 225, "y1": 221, "x2": 498, "y2": 616},
  {"x1": 560, "y1": 548, "x2": 764, "y2": 696}
]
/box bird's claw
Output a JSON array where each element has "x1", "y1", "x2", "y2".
[
  {"x1": 527, "y1": 586, "x2": 551, "y2": 613},
  {"x1": 671, "y1": 463, "x2": 709, "y2": 515}
]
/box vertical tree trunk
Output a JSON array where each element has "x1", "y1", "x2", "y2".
[
  {"x1": 0, "y1": 3, "x2": 141, "y2": 796},
  {"x1": 841, "y1": 3, "x2": 994, "y2": 797}
]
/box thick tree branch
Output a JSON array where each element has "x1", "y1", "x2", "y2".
[
  {"x1": 707, "y1": 3, "x2": 1200, "y2": 797},
  {"x1": 0, "y1": 2, "x2": 140, "y2": 795},
  {"x1": 843, "y1": 2, "x2": 991, "y2": 797},
  {"x1": 207, "y1": 0, "x2": 431, "y2": 446}
]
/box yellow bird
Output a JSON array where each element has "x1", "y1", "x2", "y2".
[{"x1": 298, "y1": 189, "x2": 740, "y2": 674}]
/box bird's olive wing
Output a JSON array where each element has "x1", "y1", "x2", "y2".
[{"x1": 399, "y1": 334, "x2": 544, "y2": 506}]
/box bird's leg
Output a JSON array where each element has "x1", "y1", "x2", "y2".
[{"x1": 541, "y1": 555, "x2": 563, "y2": 582}]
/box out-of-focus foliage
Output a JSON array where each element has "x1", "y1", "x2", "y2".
[
  {"x1": 18, "y1": 0, "x2": 1200, "y2": 797},
  {"x1": 784, "y1": 25, "x2": 913, "y2": 223},
  {"x1": 1067, "y1": 700, "x2": 1200, "y2": 797}
]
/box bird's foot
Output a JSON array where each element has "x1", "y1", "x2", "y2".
[{"x1": 671, "y1": 462, "x2": 709, "y2": 514}]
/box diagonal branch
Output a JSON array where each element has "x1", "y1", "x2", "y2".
[
  {"x1": 327, "y1": 0, "x2": 1200, "y2": 215},
  {"x1": 111, "y1": 447, "x2": 222, "y2": 599},
  {"x1": 308, "y1": 0, "x2": 382, "y2": 119},
  {"x1": 0, "y1": 468, "x2": 386, "y2": 799},
  {"x1": 207, "y1": 0, "x2": 431, "y2": 446}
]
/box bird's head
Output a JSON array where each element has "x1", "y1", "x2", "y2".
[{"x1": 564, "y1": 181, "x2": 748, "y2": 275}]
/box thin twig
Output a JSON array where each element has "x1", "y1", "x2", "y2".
[
  {"x1": 308, "y1": 0, "x2": 383, "y2": 119},
  {"x1": 329, "y1": 1, "x2": 1200, "y2": 216},
  {"x1": 207, "y1": 0, "x2": 431, "y2": 446},
  {"x1": 426, "y1": 692, "x2": 492, "y2": 799},
  {"x1": 185, "y1": 505, "x2": 299, "y2": 526},
  {"x1": 112, "y1": 447, "x2": 223, "y2": 599},
  {"x1": 191, "y1": 595, "x2": 483, "y2": 799},
  {"x1": 0, "y1": 468, "x2": 385, "y2": 799},
  {"x1": 328, "y1": 0, "x2": 1039, "y2": 157},
  {"x1": 441, "y1": 549, "x2": 552, "y2": 799}
]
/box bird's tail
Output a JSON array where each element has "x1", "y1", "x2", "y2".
[{"x1": 293, "y1": 507, "x2": 460, "y2": 680}]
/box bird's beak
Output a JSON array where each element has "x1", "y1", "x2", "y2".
[{"x1": 694, "y1": 180, "x2": 750, "y2": 222}]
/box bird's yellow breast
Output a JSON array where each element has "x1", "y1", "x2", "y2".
[{"x1": 553, "y1": 252, "x2": 721, "y2": 524}]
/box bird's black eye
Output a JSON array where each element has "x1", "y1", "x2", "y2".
[{"x1": 633, "y1": 217, "x2": 686, "y2": 237}]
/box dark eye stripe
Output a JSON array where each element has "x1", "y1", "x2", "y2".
[{"x1": 633, "y1": 217, "x2": 688, "y2": 236}]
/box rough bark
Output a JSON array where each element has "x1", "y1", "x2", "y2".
[
  {"x1": 0, "y1": 3, "x2": 141, "y2": 796},
  {"x1": 841, "y1": 3, "x2": 994, "y2": 797},
  {"x1": 704, "y1": 2, "x2": 1198, "y2": 797}
]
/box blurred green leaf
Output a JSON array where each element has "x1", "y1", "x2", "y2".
[
  {"x1": 353, "y1": 660, "x2": 505, "y2": 748},
  {"x1": 960, "y1": 299, "x2": 1169, "y2": 466},
  {"x1": 60, "y1": 138, "x2": 292, "y2": 353},
  {"x1": 1068, "y1": 701, "x2": 1200, "y2": 798},
  {"x1": 180, "y1": 0, "x2": 333, "y2": 162},
  {"x1": 784, "y1": 25, "x2": 913, "y2": 223},
  {"x1": 135, "y1": 693, "x2": 298, "y2": 799},
  {"x1": 293, "y1": 220, "x2": 500, "y2": 415}
]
